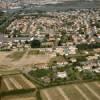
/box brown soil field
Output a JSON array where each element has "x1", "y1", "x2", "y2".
[
  {"x1": 41, "y1": 81, "x2": 100, "y2": 100},
  {"x1": 1, "y1": 74, "x2": 36, "y2": 92},
  {"x1": 0, "y1": 50, "x2": 52, "y2": 69},
  {"x1": 1, "y1": 92, "x2": 37, "y2": 100}
]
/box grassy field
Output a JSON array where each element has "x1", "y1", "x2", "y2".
[{"x1": 41, "y1": 81, "x2": 100, "y2": 100}]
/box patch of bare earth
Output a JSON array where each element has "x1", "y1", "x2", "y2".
[{"x1": 0, "y1": 51, "x2": 52, "y2": 68}]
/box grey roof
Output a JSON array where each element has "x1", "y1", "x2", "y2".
[
  {"x1": 0, "y1": 34, "x2": 31, "y2": 42},
  {"x1": 13, "y1": 37, "x2": 31, "y2": 40},
  {"x1": 0, "y1": 34, "x2": 9, "y2": 42}
]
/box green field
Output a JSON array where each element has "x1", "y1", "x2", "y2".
[{"x1": 41, "y1": 81, "x2": 100, "y2": 100}]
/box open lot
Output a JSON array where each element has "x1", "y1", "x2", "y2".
[
  {"x1": 1, "y1": 74, "x2": 36, "y2": 92},
  {"x1": 7, "y1": 51, "x2": 26, "y2": 61},
  {"x1": 0, "y1": 65, "x2": 20, "y2": 75},
  {"x1": 0, "y1": 50, "x2": 52, "y2": 67},
  {"x1": 41, "y1": 81, "x2": 100, "y2": 100}
]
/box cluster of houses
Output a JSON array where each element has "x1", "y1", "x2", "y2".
[
  {"x1": 28, "y1": 51, "x2": 100, "y2": 81},
  {"x1": 76, "y1": 54, "x2": 100, "y2": 73},
  {"x1": 0, "y1": 33, "x2": 32, "y2": 50},
  {"x1": 0, "y1": 9, "x2": 100, "y2": 80},
  {"x1": 6, "y1": 9, "x2": 100, "y2": 45}
]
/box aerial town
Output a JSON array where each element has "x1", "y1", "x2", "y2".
[{"x1": 0, "y1": 0, "x2": 100, "y2": 100}]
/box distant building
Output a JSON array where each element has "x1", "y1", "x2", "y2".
[{"x1": 57, "y1": 71, "x2": 67, "y2": 79}]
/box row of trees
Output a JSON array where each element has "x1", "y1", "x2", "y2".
[{"x1": 77, "y1": 43, "x2": 100, "y2": 50}]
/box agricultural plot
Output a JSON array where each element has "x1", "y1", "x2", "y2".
[
  {"x1": 1, "y1": 92, "x2": 37, "y2": 100},
  {"x1": 0, "y1": 66, "x2": 20, "y2": 75},
  {"x1": 41, "y1": 81, "x2": 100, "y2": 100},
  {"x1": 1, "y1": 74, "x2": 36, "y2": 92}
]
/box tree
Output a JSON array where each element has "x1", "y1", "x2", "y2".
[
  {"x1": 81, "y1": 70, "x2": 96, "y2": 80},
  {"x1": 67, "y1": 67, "x2": 78, "y2": 80},
  {"x1": 31, "y1": 39, "x2": 41, "y2": 48},
  {"x1": 45, "y1": 34, "x2": 49, "y2": 39}
]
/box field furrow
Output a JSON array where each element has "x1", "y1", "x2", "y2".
[
  {"x1": 94, "y1": 82, "x2": 100, "y2": 88},
  {"x1": 3, "y1": 78, "x2": 14, "y2": 91},
  {"x1": 9, "y1": 97, "x2": 36, "y2": 100},
  {"x1": 1, "y1": 80, "x2": 8, "y2": 92},
  {"x1": 13, "y1": 75, "x2": 30, "y2": 89},
  {"x1": 77, "y1": 83, "x2": 98, "y2": 100},
  {"x1": 73, "y1": 85, "x2": 90, "y2": 100},
  {"x1": 41, "y1": 81, "x2": 100, "y2": 100},
  {"x1": 9, "y1": 77, "x2": 22, "y2": 89},
  {"x1": 42, "y1": 90, "x2": 52, "y2": 100},
  {"x1": 62, "y1": 85, "x2": 85, "y2": 100},
  {"x1": 84, "y1": 83, "x2": 100, "y2": 100},
  {"x1": 56, "y1": 87, "x2": 69, "y2": 100},
  {"x1": 86, "y1": 82, "x2": 100, "y2": 97},
  {"x1": 20, "y1": 75, "x2": 35, "y2": 88}
]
